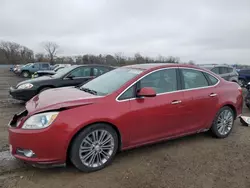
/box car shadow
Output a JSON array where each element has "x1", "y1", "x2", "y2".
[{"x1": 12, "y1": 132, "x2": 212, "y2": 175}]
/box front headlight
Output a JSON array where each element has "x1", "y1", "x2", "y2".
[
  {"x1": 22, "y1": 112, "x2": 59, "y2": 129},
  {"x1": 17, "y1": 83, "x2": 33, "y2": 89}
]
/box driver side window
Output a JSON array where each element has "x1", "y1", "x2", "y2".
[
  {"x1": 118, "y1": 68, "x2": 178, "y2": 100},
  {"x1": 69, "y1": 67, "x2": 91, "y2": 77},
  {"x1": 138, "y1": 69, "x2": 177, "y2": 94}
]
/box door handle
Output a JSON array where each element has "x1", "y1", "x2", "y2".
[
  {"x1": 209, "y1": 93, "x2": 217, "y2": 97},
  {"x1": 171, "y1": 100, "x2": 182, "y2": 104}
]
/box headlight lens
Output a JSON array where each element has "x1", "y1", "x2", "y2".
[
  {"x1": 17, "y1": 83, "x2": 33, "y2": 89},
  {"x1": 22, "y1": 112, "x2": 59, "y2": 129}
]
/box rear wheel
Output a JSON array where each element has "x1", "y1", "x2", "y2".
[
  {"x1": 210, "y1": 106, "x2": 235, "y2": 138},
  {"x1": 246, "y1": 104, "x2": 250, "y2": 109},
  {"x1": 70, "y1": 123, "x2": 118, "y2": 172},
  {"x1": 22, "y1": 71, "x2": 30, "y2": 78}
]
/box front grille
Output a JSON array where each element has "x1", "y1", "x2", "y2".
[{"x1": 9, "y1": 110, "x2": 28, "y2": 127}]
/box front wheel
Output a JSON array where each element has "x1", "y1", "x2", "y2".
[
  {"x1": 22, "y1": 71, "x2": 30, "y2": 78},
  {"x1": 210, "y1": 107, "x2": 235, "y2": 138},
  {"x1": 70, "y1": 124, "x2": 119, "y2": 172}
]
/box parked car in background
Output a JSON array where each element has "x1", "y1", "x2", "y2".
[
  {"x1": 245, "y1": 90, "x2": 250, "y2": 109},
  {"x1": 237, "y1": 69, "x2": 250, "y2": 87},
  {"x1": 9, "y1": 65, "x2": 15, "y2": 72},
  {"x1": 9, "y1": 64, "x2": 114, "y2": 101},
  {"x1": 198, "y1": 64, "x2": 239, "y2": 83},
  {"x1": 13, "y1": 64, "x2": 25, "y2": 74},
  {"x1": 31, "y1": 64, "x2": 71, "y2": 78},
  {"x1": 18, "y1": 62, "x2": 51, "y2": 78},
  {"x1": 8, "y1": 63, "x2": 243, "y2": 172}
]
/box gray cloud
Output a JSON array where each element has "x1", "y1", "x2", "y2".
[{"x1": 0, "y1": 0, "x2": 250, "y2": 64}]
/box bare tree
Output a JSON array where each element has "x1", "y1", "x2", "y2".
[
  {"x1": 134, "y1": 53, "x2": 144, "y2": 64},
  {"x1": 20, "y1": 46, "x2": 34, "y2": 62},
  {"x1": 0, "y1": 41, "x2": 20, "y2": 64},
  {"x1": 0, "y1": 41, "x2": 34, "y2": 64},
  {"x1": 43, "y1": 42, "x2": 59, "y2": 63},
  {"x1": 35, "y1": 53, "x2": 49, "y2": 62},
  {"x1": 114, "y1": 52, "x2": 124, "y2": 64}
]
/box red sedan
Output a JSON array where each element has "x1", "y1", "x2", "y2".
[{"x1": 8, "y1": 63, "x2": 243, "y2": 172}]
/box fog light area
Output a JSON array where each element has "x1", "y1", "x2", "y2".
[{"x1": 16, "y1": 148, "x2": 35, "y2": 158}]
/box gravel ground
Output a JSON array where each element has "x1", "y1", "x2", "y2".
[{"x1": 1, "y1": 68, "x2": 250, "y2": 188}]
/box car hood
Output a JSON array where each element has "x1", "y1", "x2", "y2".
[
  {"x1": 25, "y1": 86, "x2": 103, "y2": 115},
  {"x1": 16, "y1": 76, "x2": 53, "y2": 87}
]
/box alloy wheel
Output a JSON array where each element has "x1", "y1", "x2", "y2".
[
  {"x1": 216, "y1": 109, "x2": 234, "y2": 136},
  {"x1": 79, "y1": 129, "x2": 115, "y2": 168},
  {"x1": 23, "y1": 72, "x2": 29, "y2": 78}
]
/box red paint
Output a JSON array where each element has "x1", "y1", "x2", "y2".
[
  {"x1": 137, "y1": 87, "x2": 156, "y2": 97},
  {"x1": 9, "y1": 64, "x2": 243, "y2": 164}
]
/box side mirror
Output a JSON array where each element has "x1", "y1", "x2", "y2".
[
  {"x1": 67, "y1": 74, "x2": 75, "y2": 79},
  {"x1": 137, "y1": 87, "x2": 156, "y2": 98},
  {"x1": 32, "y1": 65, "x2": 35, "y2": 68}
]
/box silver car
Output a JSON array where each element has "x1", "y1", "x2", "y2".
[{"x1": 198, "y1": 64, "x2": 239, "y2": 83}]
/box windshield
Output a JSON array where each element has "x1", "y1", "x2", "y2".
[
  {"x1": 80, "y1": 68, "x2": 143, "y2": 96},
  {"x1": 51, "y1": 66, "x2": 75, "y2": 78},
  {"x1": 22, "y1": 63, "x2": 33, "y2": 68},
  {"x1": 56, "y1": 68, "x2": 65, "y2": 73}
]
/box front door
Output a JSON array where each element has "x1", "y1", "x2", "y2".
[
  {"x1": 119, "y1": 68, "x2": 186, "y2": 146},
  {"x1": 62, "y1": 66, "x2": 93, "y2": 87}
]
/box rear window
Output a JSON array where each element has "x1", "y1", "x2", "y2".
[
  {"x1": 227, "y1": 67, "x2": 233, "y2": 73},
  {"x1": 211, "y1": 67, "x2": 219, "y2": 74},
  {"x1": 41, "y1": 64, "x2": 49, "y2": 68},
  {"x1": 204, "y1": 73, "x2": 219, "y2": 85},
  {"x1": 219, "y1": 67, "x2": 228, "y2": 74}
]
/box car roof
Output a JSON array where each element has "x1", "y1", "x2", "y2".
[
  {"x1": 198, "y1": 64, "x2": 234, "y2": 68},
  {"x1": 72, "y1": 64, "x2": 115, "y2": 68},
  {"x1": 123, "y1": 63, "x2": 198, "y2": 71},
  {"x1": 33, "y1": 62, "x2": 50, "y2": 64}
]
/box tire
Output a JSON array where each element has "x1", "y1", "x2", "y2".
[
  {"x1": 238, "y1": 79, "x2": 246, "y2": 87},
  {"x1": 246, "y1": 104, "x2": 250, "y2": 110},
  {"x1": 210, "y1": 106, "x2": 235, "y2": 138},
  {"x1": 70, "y1": 123, "x2": 119, "y2": 172},
  {"x1": 39, "y1": 87, "x2": 52, "y2": 94},
  {"x1": 22, "y1": 71, "x2": 30, "y2": 78}
]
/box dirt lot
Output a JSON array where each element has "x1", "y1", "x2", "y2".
[{"x1": 1, "y1": 68, "x2": 250, "y2": 188}]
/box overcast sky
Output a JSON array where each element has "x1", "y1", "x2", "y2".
[{"x1": 0, "y1": 0, "x2": 250, "y2": 64}]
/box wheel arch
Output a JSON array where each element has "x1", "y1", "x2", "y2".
[
  {"x1": 66, "y1": 121, "x2": 122, "y2": 163},
  {"x1": 37, "y1": 85, "x2": 55, "y2": 94},
  {"x1": 220, "y1": 104, "x2": 237, "y2": 120}
]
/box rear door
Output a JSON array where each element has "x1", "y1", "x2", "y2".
[
  {"x1": 179, "y1": 68, "x2": 219, "y2": 131},
  {"x1": 62, "y1": 66, "x2": 93, "y2": 87}
]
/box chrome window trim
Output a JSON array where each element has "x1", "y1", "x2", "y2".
[
  {"x1": 63, "y1": 66, "x2": 91, "y2": 80},
  {"x1": 115, "y1": 67, "x2": 220, "y2": 102}
]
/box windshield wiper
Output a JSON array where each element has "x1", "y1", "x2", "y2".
[{"x1": 79, "y1": 87, "x2": 97, "y2": 95}]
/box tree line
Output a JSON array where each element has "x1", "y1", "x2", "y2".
[{"x1": 0, "y1": 40, "x2": 195, "y2": 66}]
